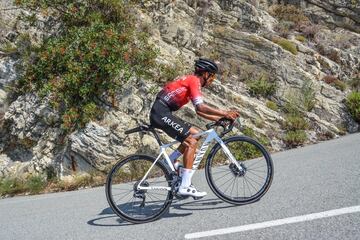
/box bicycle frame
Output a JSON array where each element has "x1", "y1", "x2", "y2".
[{"x1": 137, "y1": 128, "x2": 244, "y2": 191}]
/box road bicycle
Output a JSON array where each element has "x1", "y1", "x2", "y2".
[{"x1": 105, "y1": 118, "x2": 273, "y2": 223}]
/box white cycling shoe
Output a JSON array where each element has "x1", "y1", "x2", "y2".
[{"x1": 178, "y1": 185, "x2": 207, "y2": 198}]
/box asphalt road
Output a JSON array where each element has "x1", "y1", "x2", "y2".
[{"x1": 0, "y1": 133, "x2": 359, "y2": 240}]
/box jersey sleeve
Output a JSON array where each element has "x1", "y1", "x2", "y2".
[{"x1": 188, "y1": 76, "x2": 203, "y2": 106}]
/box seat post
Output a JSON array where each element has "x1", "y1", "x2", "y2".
[{"x1": 148, "y1": 127, "x2": 163, "y2": 146}]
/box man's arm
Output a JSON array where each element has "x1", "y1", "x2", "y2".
[
  {"x1": 195, "y1": 103, "x2": 239, "y2": 121},
  {"x1": 196, "y1": 110, "x2": 222, "y2": 121}
]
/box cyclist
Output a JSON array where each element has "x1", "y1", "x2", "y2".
[{"x1": 149, "y1": 58, "x2": 239, "y2": 198}]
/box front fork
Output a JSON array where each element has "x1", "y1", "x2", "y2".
[{"x1": 217, "y1": 137, "x2": 245, "y2": 173}]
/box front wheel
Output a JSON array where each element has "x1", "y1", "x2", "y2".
[
  {"x1": 105, "y1": 155, "x2": 173, "y2": 223},
  {"x1": 205, "y1": 136, "x2": 274, "y2": 205}
]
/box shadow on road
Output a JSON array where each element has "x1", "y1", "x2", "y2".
[
  {"x1": 87, "y1": 198, "x2": 235, "y2": 227},
  {"x1": 171, "y1": 198, "x2": 235, "y2": 211}
]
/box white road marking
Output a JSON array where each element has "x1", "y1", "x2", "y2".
[{"x1": 184, "y1": 205, "x2": 360, "y2": 239}]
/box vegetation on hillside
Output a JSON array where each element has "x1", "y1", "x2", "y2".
[
  {"x1": 346, "y1": 91, "x2": 360, "y2": 123},
  {"x1": 14, "y1": 0, "x2": 158, "y2": 132}
]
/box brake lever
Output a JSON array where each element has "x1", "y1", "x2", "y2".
[
  {"x1": 205, "y1": 122, "x2": 216, "y2": 130},
  {"x1": 206, "y1": 118, "x2": 235, "y2": 136},
  {"x1": 219, "y1": 118, "x2": 236, "y2": 137}
]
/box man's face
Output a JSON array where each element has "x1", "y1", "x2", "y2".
[{"x1": 205, "y1": 73, "x2": 216, "y2": 87}]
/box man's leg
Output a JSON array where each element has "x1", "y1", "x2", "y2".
[
  {"x1": 178, "y1": 128, "x2": 207, "y2": 198},
  {"x1": 170, "y1": 127, "x2": 198, "y2": 169},
  {"x1": 181, "y1": 127, "x2": 199, "y2": 168}
]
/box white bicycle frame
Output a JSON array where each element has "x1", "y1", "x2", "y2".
[{"x1": 137, "y1": 128, "x2": 244, "y2": 191}]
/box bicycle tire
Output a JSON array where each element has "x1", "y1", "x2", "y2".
[
  {"x1": 205, "y1": 136, "x2": 273, "y2": 205},
  {"x1": 105, "y1": 154, "x2": 173, "y2": 223}
]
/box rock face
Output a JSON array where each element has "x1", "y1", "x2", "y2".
[
  {"x1": 304, "y1": 0, "x2": 360, "y2": 33},
  {"x1": 0, "y1": 0, "x2": 359, "y2": 178}
]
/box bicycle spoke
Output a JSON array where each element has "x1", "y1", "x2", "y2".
[
  {"x1": 112, "y1": 190, "x2": 133, "y2": 197},
  {"x1": 244, "y1": 176, "x2": 258, "y2": 194},
  {"x1": 147, "y1": 192, "x2": 165, "y2": 202},
  {"x1": 245, "y1": 174, "x2": 263, "y2": 187},
  {"x1": 236, "y1": 176, "x2": 239, "y2": 198},
  {"x1": 115, "y1": 191, "x2": 133, "y2": 203},
  {"x1": 247, "y1": 170, "x2": 266, "y2": 181},
  {"x1": 147, "y1": 193, "x2": 163, "y2": 207},
  {"x1": 247, "y1": 168, "x2": 267, "y2": 173},
  {"x1": 244, "y1": 177, "x2": 253, "y2": 197},
  {"x1": 211, "y1": 168, "x2": 232, "y2": 174},
  {"x1": 246, "y1": 159, "x2": 264, "y2": 168},
  {"x1": 242, "y1": 177, "x2": 246, "y2": 197},
  {"x1": 229, "y1": 177, "x2": 237, "y2": 196},
  {"x1": 217, "y1": 175, "x2": 236, "y2": 189},
  {"x1": 223, "y1": 177, "x2": 235, "y2": 194},
  {"x1": 212, "y1": 170, "x2": 233, "y2": 182}
]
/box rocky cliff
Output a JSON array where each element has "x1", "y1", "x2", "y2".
[{"x1": 0, "y1": 0, "x2": 359, "y2": 178}]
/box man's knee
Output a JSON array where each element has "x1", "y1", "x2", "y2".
[{"x1": 183, "y1": 136, "x2": 198, "y2": 149}]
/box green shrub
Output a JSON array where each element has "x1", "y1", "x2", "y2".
[
  {"x1": 266, "y1": 101, "x2": 278, "y2": 111},
  {"x1": 255, "y1": 118, "x2": 265, "y2": 128},
  {"x1": 295, "y1": 35, "x2": 306, "y2": 42},
  {"x1": 283, "y1": 94, "x2": 302, "y2": 116},
  {"x1": 283, "y1": 115, "x2": 309, "y2": 131},
  {"x1": 334, "y1": 80, "x2": 346, "y2": 91},
  {"x1": 346, "y1": 91, "x2": 360, "y2": 123},
  {"x1": 242, "y1": 127, "x2": 271, "y2": 147},
  {"x1": 15, "y1": 0, "x2": 158, "y2": 132},
  {"x1": 242, "y1": 127, "x2": 256, "y2": 138},
  {"x1": 0, "y1": 42, "x2": 17, "y2": 54},
  {"x1": 323, "y1": 75, "x2": 346, "y2": 91},
  {"x1": 156, "y1": 54, "x2": 190, "y2": 83},
  {"x1": 316, "y1": 131, "x2": 335, "y2": 141},
  {"x1": 247, "y1": 76, "x2": 277, "y2": 98},
  {"x1": 351, "y1": 0, "x2": 359, "y2": 6},
  {"x1": 0, "y1": 171, "x2": 107, "y2": 197},
  {"x1": 26, "y1": 175, "x2": 47, "y2": 194},
  {"x1": 349, "y1": 77, "x2": 360, "y2": 91},
  {"x1": 283, "y1": 130, "x2": 307, "y2": 147},
  {"x1": 301, "y1": 79, "x2": 316, "y2": 111},
  {"x1": 273, "y1": 38, "x2": 298, "y2": 55},
  {"x1": 282, "y1": 91, "x2": 310, "y2": 147},
  {"x1": 0, "y1": 178, "x2": 27, "y2": 196},
  {"x1": 0, "y1": 175, "x2": 48, "y2": 196}
]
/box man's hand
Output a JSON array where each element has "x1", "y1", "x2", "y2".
[{"x1": 225, "y1": 110, "x2": 240, "y2": 121}]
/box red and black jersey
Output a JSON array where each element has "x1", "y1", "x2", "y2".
[{"x1": 156, "y1": 75, "x2": 204, "y2": 111}]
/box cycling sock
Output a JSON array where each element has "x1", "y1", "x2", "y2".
[
  {"x1": 174, "y1": 161, "x2": 180, "y2": 170},
  {"x1": 180, "y1": 168, "x2": 192, "y2": 188},
  {"x1": 189, "y1": 168, "x2": 195, "y2": 179}
]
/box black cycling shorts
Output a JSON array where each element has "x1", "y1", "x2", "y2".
[{"x1": 149, "y1": 99, "x2": 191, "y2": 142}]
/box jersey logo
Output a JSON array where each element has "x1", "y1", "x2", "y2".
[
  {"x1": 164, "y1": 87, "x2": 186, "y2": 102},
  {"x1": 161, "y1": 117, "x2": 184, "y2": 133}
]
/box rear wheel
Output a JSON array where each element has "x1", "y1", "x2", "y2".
[
  {"x1": 205, "y1": 136, "x2": 273, "y2": 205},
  {"x1": 106, "y1": 155, "x2": 173, "y2": 223}
]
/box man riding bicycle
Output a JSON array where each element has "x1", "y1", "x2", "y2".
[{"x1": 149, "y1": 58, "x2": 239, "y2": 198}]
